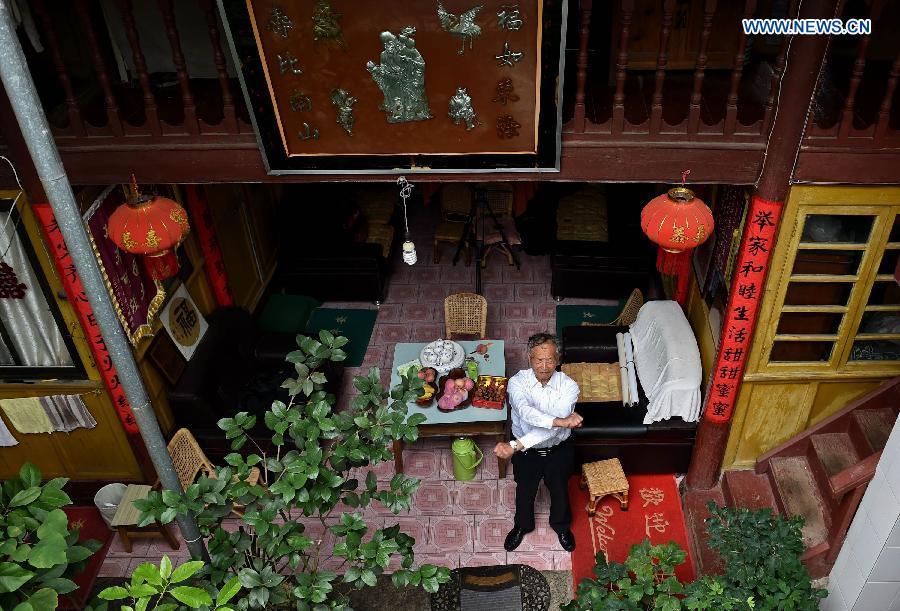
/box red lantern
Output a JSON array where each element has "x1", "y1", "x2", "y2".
[
  {"x1": 107, "y1": 185, "x2": 190, "y2": 281},
  {"x1": 640, "y1": 183, "x2": 714, "y2": 305}
]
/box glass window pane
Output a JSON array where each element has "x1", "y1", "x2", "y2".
[
  {"x1": 792, "y1": 250, "x2": 863, "y2": 275},
  {"x1": 785, "y1": 282, "x2": 853, "y2": 306},
  {"x1": 858, "y1": 312, "x2": 900, "y2": 335},
  {"x1": 867, "y1": 281, "x2": 900, "y2": 306},
  {"x1": 878, "y1": 249, "x2": 900, "y2": 275},
  {"x1": 770, "y1": 341, "x2": 834, "y2": 362},
  {"x1": 889, "y1": 215, "x2": 900, "y2": 242},
  {"x1": 776, "y1": 313, "x2": 843, "y2": 335},
  {"x1": 801, "y1": 214, "x2": 874, "y2": 244},
  {"x1": 850, "y1": 340, "x2": 900, "y2": 361}
]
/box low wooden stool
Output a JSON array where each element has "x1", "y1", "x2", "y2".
[
  {"x1": 110, "y1": 485, "x2": 180, "y2": 553},
  {"x1": 581, "y1": 458, "x2": 629, "y2": 515}
]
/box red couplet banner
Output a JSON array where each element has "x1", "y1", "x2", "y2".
[
  {"x1": 32, "y1": 203, "x2": 140, "y2": 436},
  {"x1": 705, "y1": 196, "x2": 783, "y2": 424},
  {"x1": 184, "y1": 185, "x2": 233, "y2": 308}
]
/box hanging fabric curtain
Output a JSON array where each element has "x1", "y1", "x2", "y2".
[{"x1": 0, "y1": 216, "x2": 72, "y2": 367}]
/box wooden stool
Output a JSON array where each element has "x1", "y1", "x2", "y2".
[
  {"x1": 581, "y1": 458, "x2": 629, "y2": 515},
  {"x1": 110, "y1": 485, "x2": 180, "y2": 553}
]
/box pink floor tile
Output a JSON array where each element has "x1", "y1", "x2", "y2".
[
  {"x1": 386, "y1": 283, "x2": 420, "y2": 302},
  {"x1": 552, "y1": 551, "x2": 573, "y2": 570},
  {"x1": 411, "y1": 481, "x2": 453, "y2": 515},
  {"x1": 361, "y1": 344, "x2": 388, "y2": 370},
  {"x1": 506, "y1": 551, "x2": 555, "y2": 570},
  {"x1": 449, "y1": 480, "x2": 498, "y2": 515},
  {"x1": 97, "y1": 556, "x2": 130, "y2": 578},
  {"x1": 412, "y1": 323, "x2": 445, "y2": 342},
  {"x1": 106, "y1": 534, "x2": 150, "y2": 557},
  {"x1": 416, "y1": 553, "x2": 461, "y2": 570},
  {"x1": 459, "y1": 552, "x2": 508, "y2": 567},
  {"x1": 377, "y1": 304, "x2": 402, "y2": 323},
  {"x1": 502, "y1": 266, "x2": 536, "y2": 283},
  {"x1": 516, "y1": 284, "x2": 548, "y2": 302},
  {"x1": 536, "y1": 303, "x2": 556, "y2": 320},
  {"x1": 516, "y1": 321, "x2": 554, "y2": 341},
  {"x1": 419, "y1": 283, "x2": 447, "y2": 302},
  {"x1": 402, "y1": 449, "x2": 440, "y2": 479},
  {"x1": 498, "y1": 478, "x2": 517, "y2": 513},
  {"x1": 479, "y1": 265, "x2": 503, "y2": 283},
  {"x1": 401, "y1": 302, "x2": 436, "y2": 321},
  {"x1": 501, "y1": 303, "x2": 533, "y2": 321},
  {"x1": 430, "y1": 516, "x2": 474, "y2": 553},
  {"x1": 483, "y1": 284, "x2": 514, "y2": 303},
  {"x1": 374, "y1": 324, "x2": 411, "y2": 344},
  {"x1": 520, "y1": 521, "x2": 564, "y2": 552},
  {"x1": 474, "y1": 515, "x2": 514, "y2": 552}
]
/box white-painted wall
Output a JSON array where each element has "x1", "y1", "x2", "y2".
[{"x1": 822, "y1": 418, "x2": 900, "y2": 610}]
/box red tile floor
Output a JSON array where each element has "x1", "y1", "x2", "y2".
[{"x1": 99, "y1": 199, "x2": 646, "y2": 577}]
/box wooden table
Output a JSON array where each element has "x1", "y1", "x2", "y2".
[
  {"x1": 110, "y1": 485, "x2": 180, "y2": 553},
  {"x1": 389, "y1": 340, "x2": 511, "y2": 478}
]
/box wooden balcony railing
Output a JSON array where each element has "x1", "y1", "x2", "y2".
[
  {"x1": 7, "y1": 0, "x2": 900, "y2": 184},
  {"x1": 563, "y1": 0, "x2": 797, "y2": 144},
  {"x1": 26, "y1": 0, "x2": 252, "y2": 142}
]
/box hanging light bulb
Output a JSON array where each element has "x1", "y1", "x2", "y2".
[{"x1": 398, "y1": 176, "x2": 417, "y2": 266}]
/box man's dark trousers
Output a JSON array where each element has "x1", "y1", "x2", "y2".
[{"x1": 511, "y1": 437, "x2": 574, "y2": 533}]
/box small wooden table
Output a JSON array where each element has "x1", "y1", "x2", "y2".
[
  {"x1": 110, "y1": 485, "x2": 180, "y2": 553},
  {"x1": 389, "y1": 341, "x2": 511, "y2": 478}
]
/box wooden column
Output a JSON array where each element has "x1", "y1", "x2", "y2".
[
  {"x1": 611, "y1": 0, "x2": 634, "y2": 136},
  {"x1": 649, "y1": 0, "x2": 676, "y2": 134},
  {"x1": 686, "y1": 0, "x2": 839, "y2": 490},
  {"x1": 687, "y1": 0, "x2": 716, "y2": 136}
]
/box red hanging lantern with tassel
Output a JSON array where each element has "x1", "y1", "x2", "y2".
[
  {"x1": 107, "y1": 178, "x2": 190, "y2": 280},
  {"x1": 640, "y1": 171, "x2": 714, "y2": 304}
]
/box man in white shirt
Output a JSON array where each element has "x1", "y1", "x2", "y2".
[{"x1": 494, "y1": 333, "x2": 583, "y2": 552}]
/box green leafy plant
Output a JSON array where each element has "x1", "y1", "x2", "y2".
[
  {"x1": 135, "y1": 331, "x2": 450, "y2": 610},
  {"x1": 95, "y1": 555, "x2": 240, "y2": 611},
  {"x1": 704, "y1": 502, "x2": 827, "y2": 610},
  {"x1": 562, "y1": 540, "x2": 688, "y2": 610},
  {"x1": 683, "y1": 575, "x2": 754, "y2": 610},
  {"x1": 0, "y1": 463, "x2": 100, "y2": 610}
]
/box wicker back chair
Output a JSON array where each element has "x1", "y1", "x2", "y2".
[
  {"x1": 167, "y1": 428, "x2": 217, "y2": 491},
  {"x1": 444, "y1": 292, "x2": 488, "y2": 339},
  {"x1": 580, "y1": 288, "x2": 644, "y2": 328}
]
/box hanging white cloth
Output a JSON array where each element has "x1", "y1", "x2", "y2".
[
  {"x1": 0, "y1": 213, "x2": 73, "y2": 369},
  {"x1": 623, "y1": 332, "x2": 639, "y2": 407},
  {"x1": 0, "y1": 416, "x2": 18, "y2": 446},
  {"x1": 629, "y1": 301, "x2": 703, "y2": 424},
  {"x1": 615, "y1": 332, "x2": 629, "y2": 406}
]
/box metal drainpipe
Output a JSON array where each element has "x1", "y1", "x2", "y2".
[{"x1": 0, "y1": 2, "x2": 208, "y2": 561}]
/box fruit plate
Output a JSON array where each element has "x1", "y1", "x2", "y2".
[
  {"x1": 419, "y1": 339, "x2": 465, "y2": 374},
  {"x1": 472, "y1": 375, "x2": 508, "y2": 409}
]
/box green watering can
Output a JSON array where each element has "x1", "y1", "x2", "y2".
[{"x1": 451, "y1": 437, "x2": 483, "y2": 481}]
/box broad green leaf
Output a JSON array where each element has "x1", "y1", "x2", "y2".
[
  {"x1": 19, "y1": 464, "x2": 40, "y2": 488},
  {"x1": 170, "y1": 586, "x2": 212, "y2": 607},
  {"x1": 170, "y1": 560, "x2": 205, "y2": 583},
  {"x1": 131, "y1": 562, "x2": 162, "y2": 586},
  {"x1": 0, "y1": 561, "x2": 35, "y2": 593},
  {"x1": 159, "y1": 555, "x2": 173, "y2": 580},
  {"x1": 39, "y1": 577, "x2": 78, "y2": 594},
  {"x1": 216, "y1": 576, "x2": 241, "y2": 605},
  {"x1": 37, "y1": 486, "x2": 70, "y2": 508},
  {"x1": 35, "y1": 509, "x2": 67, "y2": 540},
  {"x1": 9, "y1": 487, "x2": 41, "y2": 508},
  {"x1": 98, "y1": 585, "x2": 131, "y2": 600},
  {"x1": 28, "y1": 534, "x2": 67, "y2": 568}
]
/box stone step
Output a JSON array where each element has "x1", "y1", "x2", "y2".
[
  {"x1": 852, "y1": 408, "x2": 896, "y2": 453},
  {"x1": 722, "y1": 469, "x2": 779, "y2": 513},
  {"x1": 769, "y1": 456, "x2": 829, "y2": 550}
]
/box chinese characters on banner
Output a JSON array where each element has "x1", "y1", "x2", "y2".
[
  {"x1": 184, "y1": 186, "x2": 233, "y2": 308},
  {"x1": 705, "y1": 196, "x2": 782, "y2": 424},
  {"x1": 32, "y1": 203, "x2": 140, "y2": 435},
  {"x1": 0, "y1": 262, "x2": 27, "y2": 299},
  {"x1": 161, "y1": 284, "x2": 208, "y2": 361},
  {"x1": 84, "y1": 185, "x2": 163, "y2": 344}
]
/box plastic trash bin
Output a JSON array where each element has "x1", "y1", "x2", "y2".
[{"x1": 94, "y1": 483, "x2": 127, "y2": 528}]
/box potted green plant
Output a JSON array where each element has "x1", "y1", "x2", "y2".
[
  {"x1": 135, "y1": 331, "x2": 450, "y2": 610},
  {"x1": 704, "y1": 502, "x2": 827, "y2": 610},
  {"x1": 93, "y1": 555, "x2": 241, "y2": 610},
  {"x1": 0, "y1": 463, "x2": 101, "y2": 610}
]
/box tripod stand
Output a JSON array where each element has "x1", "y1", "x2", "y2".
[{"x1": 452, "y1": 188, "x2": 521, "y2": 294}]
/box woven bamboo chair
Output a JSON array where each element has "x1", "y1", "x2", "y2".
[
  {"x1": 433, "y1": 185, "x2": 473, "y2": 265},
  {"x1": 444, "y1": 292, "x2": 487, "y2": 339},
  {"x1": 167, "y1": 428, "x2": 260, "y2": 516},
  {"x1": 580, "y1": 288, "x2": 644, "y2": 328}
]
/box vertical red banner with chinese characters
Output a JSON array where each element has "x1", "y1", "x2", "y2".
[
  {"x1": 705, "y1": 196, "x2": 782, "y2": 424},
  {"x1": 184, "y1": 186, "x2": 233, "y2": 308},
  {"x1": 32, "y1": 203, "x2": 140, "y2": 436}
]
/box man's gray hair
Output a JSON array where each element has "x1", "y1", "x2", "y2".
[{"x1": 527, "y1": 333, "x2": 561, "y2": 357}]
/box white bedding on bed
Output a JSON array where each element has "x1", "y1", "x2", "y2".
[{"x1": 629, "y1": 300, "x2": 703, "y2": 424}]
